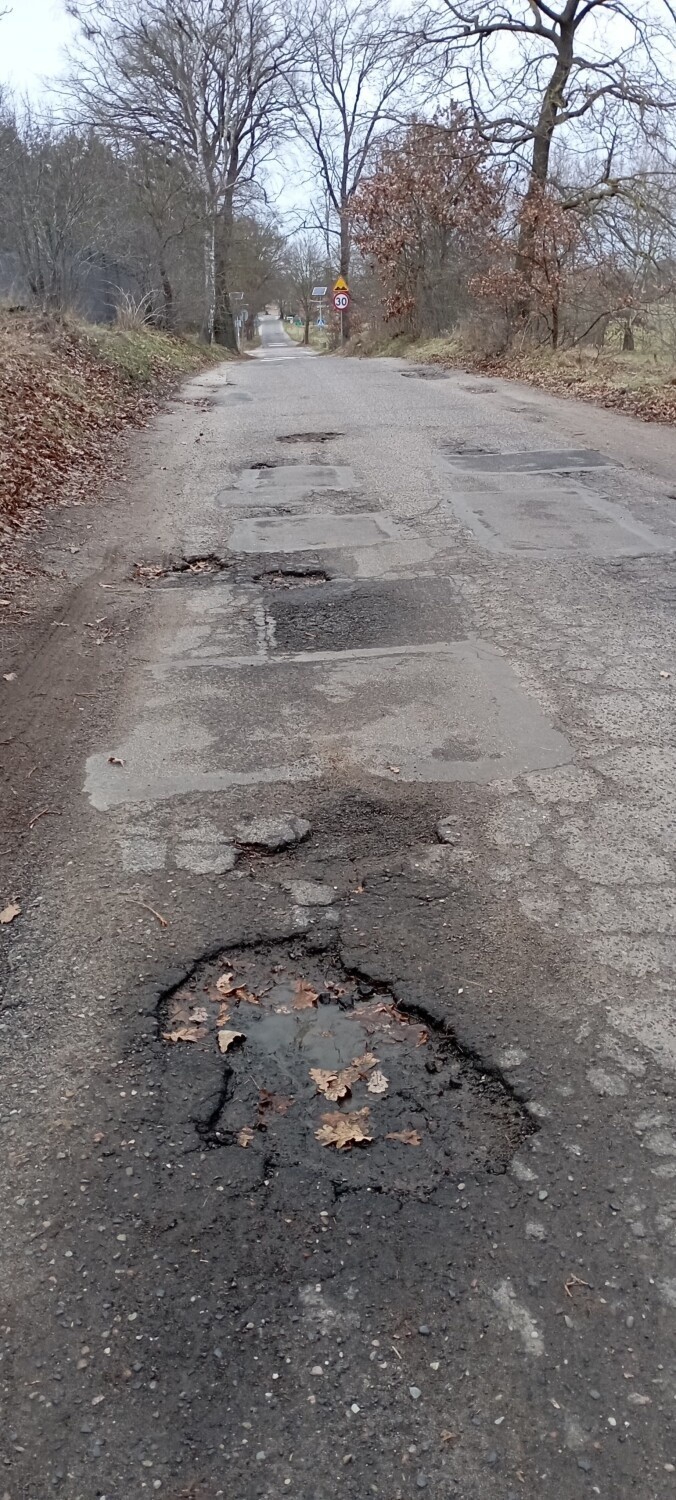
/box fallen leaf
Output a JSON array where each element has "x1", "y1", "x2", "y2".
[
  {"x1": 415, "y1": 1029, "x2": 429, "y2": 1047},
  {"x1": 108, "y1": 756, "x2": 125, "y2": 766},
  {"x1": 189, "y1": 1006, "x2": 209, "y2": 1024},
  {"x1": 93, "y1": 1131, "x2": 105, "y2": 1144},
  {"x1": 216, "y1": 971, "x2": 236, "y2": 996},
  {"x1": 310, "y1": 1052, "x2": 379, "y2": 1102},
  {"x1": 310, "y1": 1067, "x2": 351, "y2": 1102},
  {"x1": 0, "y1": 901, "x2": 21, "y2": 924},
  {"x1": 387, "y1": 764, "x2": 400, "y2": 774},
  {"x1": 367, "y1": 1069, "x2": 389, "y2": 1095},
  {"x1": 386, "y1": 1129, "x2": 421, "y2": 1145},
  {"x1": 163, "y1": 1025, "x2": 204, "y2": 1044},
  {"x1": 315, "y1": 1108, "x2": 373, "y2": 1150},
  {"x1": 215, "y1": 1003, "x2": 231, "y2": 1027},
  {"x1": 237, "y1": 1126, "x2": 255, "y2": 1147},
  {"x1": 3, "y1": 672, "x2": 17, "y2": 682},
  {"x1": 259, "y1": 1089, "x2": 295, "y2": 1115},
  {"x1": 234, "y1": 985, "x2": 261, "y2": 1005},
  {"x1": 293, "y1": 979, "x2": 319, "y2": 1010},
  {"x1": 217, "y1": 1028, "x2": 245, "y2": 1053}
]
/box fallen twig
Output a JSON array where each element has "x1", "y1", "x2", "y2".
[
  {"x1": 28, "y1": 807, "x2": 53, "y2": 830},
  {"x1": 139, "y1": 902, "x2": 168, "y2": 928}
]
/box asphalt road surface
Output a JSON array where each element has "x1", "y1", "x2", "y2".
[{"x1": 3, "y1": 315, "x2": 676, "y2": 1499}]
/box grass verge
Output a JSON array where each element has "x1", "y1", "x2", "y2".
[
  {"x1": 0, "y1": 311, "x2": 229, "y2": 539},
  {"x1": 286, "y1": 322, "x2": 332, "y2": 352},
  {"x1": 349, "y1": 329, "x2": 676, "y2": 425}
]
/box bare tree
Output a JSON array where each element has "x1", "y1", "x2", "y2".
[
  {"x1": 0, "y1": 108, "x2": 110, "y2": 313},
  {"x1": 68, "y1": 0, "x2": 292, "y2": 347},
  {"x1": 288, "y1": 0, "x2": 420, "y2": 331},
  {"x1": 286, "y1": 232, "x2": 330, "y2": 342},
  {"x1": 420, "y1": 0, "x2": 676, "y2": 296}
]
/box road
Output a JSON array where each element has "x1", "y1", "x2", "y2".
[{"x1": 3, "y1": 314, "x2": 676, "y2": 1498}]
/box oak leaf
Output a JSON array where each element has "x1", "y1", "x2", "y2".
[
  {"x1": 0, "y1": 902, "x2": 21, "y2": 924},
  {"x1": 386, "y1": 1129, "x2": 421, "y2": 1145},
  {"x1": 293, "y1": 979, "x2": 319, "y2": 1010},
  {"x1": 367, "y1": 1069, "x2": 389, "y2": 1095},
  {"x1": 316, "y1": 1108, "x2": 373, "y2": 1151},
  {"x1": 163, "y1": 1025, "x2": 204, "y2": 1044}
]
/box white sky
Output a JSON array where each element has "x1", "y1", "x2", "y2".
[{"x1": 0, "y1": 0, "x2": 76, "y2": 99}]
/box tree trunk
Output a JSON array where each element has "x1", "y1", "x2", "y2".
[
  {"x1": 339, "y1": 208, "x2": 351, "y2": 341},
  {"x1": 303, "y1": 309, "x2": 310, "y2": 345},
  {"x1": 159, "y1": 260, "x2": 174, "y2": 332},
  {"x1": 213, "y1": 184, "x2": 239, "y2": 354},
  {"x1": 515, "y1": 21, "x2": 575, "y2": 318},
  {"x1": 622, "y1": 321, "x2": 635, "y2": 351},
  {"x1": 202, "y1": 211, "x2": 216, "y2": 344}
]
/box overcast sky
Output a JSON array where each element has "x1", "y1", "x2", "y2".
[{"x1": 0, "y1": 0, "x2": 76, "y2": 99}]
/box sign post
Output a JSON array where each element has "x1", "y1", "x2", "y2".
[
  {"x1": 312, "y1": 285, "x2": 327, "y2": 329},
  {"x1": 332, "y1": 278, "x2": 350, "y2": 343}
]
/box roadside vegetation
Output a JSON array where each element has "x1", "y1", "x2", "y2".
[{"x1": 0, "y1": 310, "x2": 226, "y2": 542}]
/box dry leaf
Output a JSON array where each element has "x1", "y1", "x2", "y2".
[
  {"x1": 163, "y1": 1025, "x2": 204, "y2": 1044},
  {"x1": 0, "y1": 901, "x2": 21, "y2": 924},
  {"x1": 310, "y1": 1052, "x2": 378, "y2": 1103},
  {"x1": 217, "y1": 1028, "x2": 244, "y2": 1053},
  {"x1": 216, "y1": 971, "x2": 236, "y2": 996},
  {"x1": 315, "y1": 1108, "x2": 373, "y2": 1151},
  {"x1": 108, "y1": 756, "x2": 124, "y2": 766},
  {"x1": 259, "y1": 1090, "x2": 294, "y2": 1115},
  {"x1": 387, "y1": 764, "x2": 400, "y2": 774},
  {"x1": 3, "y1": 672, "x2": 17, "y2": 682},
  {"x1": 215, "y1": 1003, "x2": 231, "y2": 1027},
  {"x1": 367, "y1": 1069, "x2": 389, "y2": 1095},
  {"x1": 189, "y1": 1006, "x2": 209, "y2": 1024},
  {"x1": 234, "y1": 985, "x2": 261, "y2": 1005},
  {"x1": 386, "y1": 1129, "x2": 421, "y2": 1146},
  {"x1": 293, "y1": 979, "x2": 319, "y2": 1010},
  {"x1": 310, "y1": 1067, "x2": 351, "y2": 1102},
  {"x1": 237, "y1": 1126, "x2": 255, "y2": 1147}
]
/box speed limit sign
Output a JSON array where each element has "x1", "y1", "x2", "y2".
[{"x1": 333, "y1": 291, "x2": 349, "y2": 311}]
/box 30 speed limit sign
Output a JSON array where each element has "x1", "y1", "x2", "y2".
[{"x1": 333, "y1": 291, "x2": 349, "y2": 311}]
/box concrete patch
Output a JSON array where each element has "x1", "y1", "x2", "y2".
[
  {"x1": 233, "y1": 464, "x2": 355, "y2": 494},
  {"x1": 229, "y1": 512, "x2": 400, "y2": 554},
  {"x1": 85, "y1": 640, "x2": 570, "y2": 807},
  {"x1": 445, "y1": 485, "x2": 666, "y2": 556},
  {"x1": 445, "y1": 448, "x2": 612, "y2": 473}
]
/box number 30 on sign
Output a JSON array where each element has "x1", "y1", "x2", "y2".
[{"x1": 333, "y1": 291, "x2": 349, "y2": 311}]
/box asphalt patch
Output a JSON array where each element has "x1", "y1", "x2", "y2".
[
  {"x1": 266, "y1": 577, "x2": 465, "y2": 652},
  {"x1": 158, "y1": 940, "x2": 533, "y2": 1194}
]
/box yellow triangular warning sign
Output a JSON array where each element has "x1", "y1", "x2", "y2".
[{"x1": 332, "y1": 276, "x2": 349, "y2": 293}]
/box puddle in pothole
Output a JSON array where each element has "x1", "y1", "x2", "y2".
[
  {"x1": 133, "y1": 556, "x2": 230, "y2": 585},
  {"x1": 158, "y1": 943, "x2": 533, "y2": 1192}
]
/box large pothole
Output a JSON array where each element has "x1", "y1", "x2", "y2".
[{"x1": 158, "y1": 940, "x2": 533, "y2": 1194}]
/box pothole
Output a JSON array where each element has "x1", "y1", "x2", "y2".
[
  {"x1": 132, "y1": 555, "x2": 230, "y2": 585},
  {"x1": 400, "y1": 367, "x2": 450, "y2": 380},
  {"x1": 254, "y1": 566, "x2": 332, "y2": 590},
  {"x1": 276, "y1": 431, "x2": 344, "y2": 444},
  {"x1": 157, "y1": 940, "x2": 533, "y2": 1192}
]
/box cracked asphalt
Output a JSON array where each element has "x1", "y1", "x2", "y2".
[{"x1": 3, "y1": 314, "x2": 676, "y2": 1498}]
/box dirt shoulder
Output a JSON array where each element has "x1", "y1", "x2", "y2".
[{"x1": 350, "y1": 330, "x2": 676, "y2": 426}]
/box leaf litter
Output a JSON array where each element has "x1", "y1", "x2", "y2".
[{"x1": 310, "y1": 1052, "x2": 378, "y2": 1102}]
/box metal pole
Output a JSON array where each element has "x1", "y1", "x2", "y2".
[{"x1": 340, "y1": 308, "x2": 344, "y2": 344}]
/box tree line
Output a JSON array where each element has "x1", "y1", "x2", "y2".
[{"x1": 1, "y1": 0, "x2": 675, "y2": 353}]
